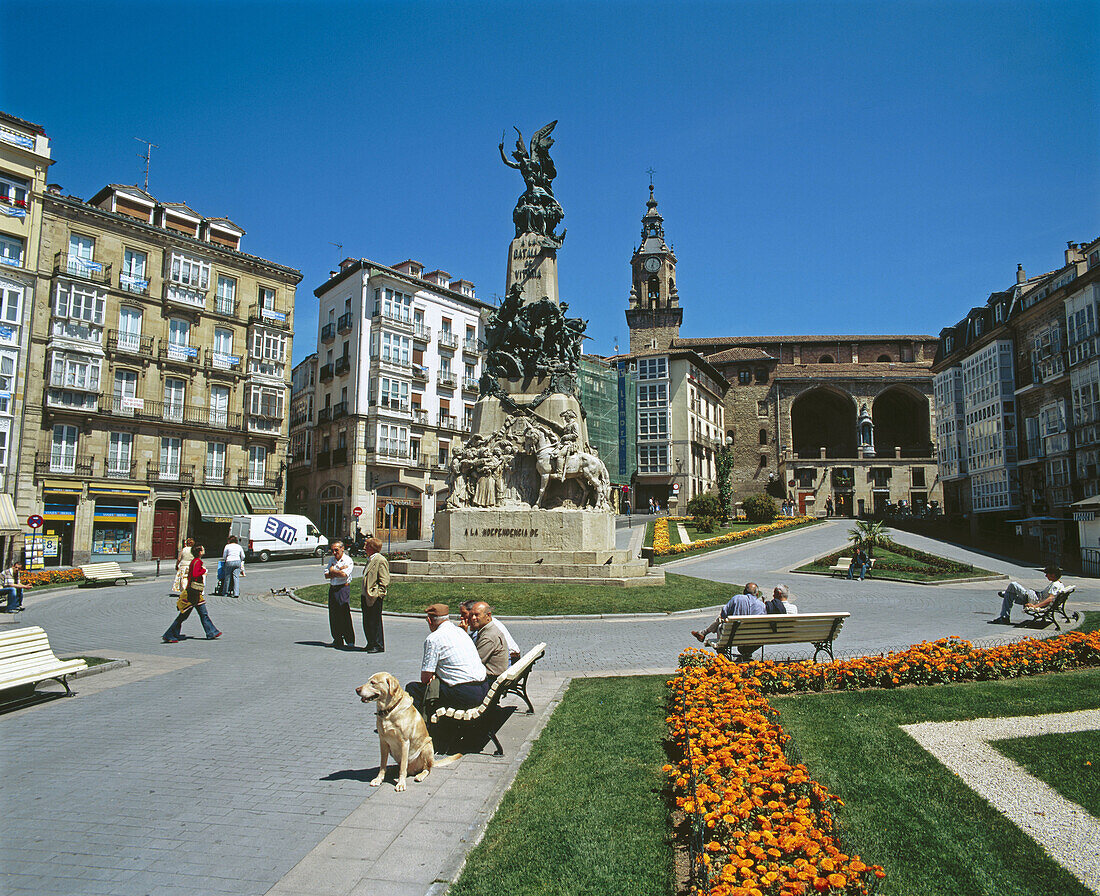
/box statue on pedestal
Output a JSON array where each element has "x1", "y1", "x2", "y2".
[{"x1": 500, "y1": 120, "x2": 566, "y2": 246}]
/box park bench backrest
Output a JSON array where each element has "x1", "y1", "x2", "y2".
[
  {"x1": 1049, "y1": 585, "x2": 1075, "y2": 613},
  {"x1": 715, "y1": 613, "x2": 850, "y2": 649},
  {"x1": 431, "y1": 641, "x2": 547, "y2": 724},
  {"x1": 80, "y1": 562, "x2": 127, "y2": 578},
  {"x1": 0, "y1": 626, "x2": 87, "y2": 690}
]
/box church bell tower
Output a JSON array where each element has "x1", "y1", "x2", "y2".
[{"x1": 626, "y1": 185, "x2": 682, "y2": 353}]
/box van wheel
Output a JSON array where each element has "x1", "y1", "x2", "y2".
[
  {"x1": 259, "y1": 550, "x2": 271, "y2": 562},
  {"x1": 314, "y1": 546, "x2": 324, "y2": 558}
]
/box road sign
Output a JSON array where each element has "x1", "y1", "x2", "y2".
[
  {"x1": 27, "y1": 514, "x2": 43, "y2": 529},
  {"x1": 672, "y1": 483, "x2": 680, "y2": 494},
  {"x1": 385, "y1": 504, "x2": 394, "y2": 516},
  {"x1": 352, "y1": 506, "x2": 363, "y2": 518}
]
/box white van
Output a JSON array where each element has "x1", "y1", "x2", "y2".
[{"x1": 230, "y1": 514, "x2": 328, "y2": 562}]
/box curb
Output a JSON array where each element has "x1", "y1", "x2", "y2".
[{"x1": 62, "y1": 658, "x2": 131, "y2": 678}]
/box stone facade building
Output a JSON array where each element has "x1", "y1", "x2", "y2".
[
  {"x1": 19, "y1": 183, "x2": 301, "y2": 565},
  {"x1": 0, "y1": 111, "x2": 52, "y2": 557},
  {"x1": 623, "y1": 188, "x2": 941, "y2": 517},
  {"x1": 287, "y1": 257, "x2": 487, "y2": 542}
]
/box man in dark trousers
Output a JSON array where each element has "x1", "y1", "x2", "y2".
[
  {"x1": 323, "y1": 540, "x2": 356, "y2": 648},
  {"x1": 360, "y1": 535, "x2": 389, "y2": 653}
]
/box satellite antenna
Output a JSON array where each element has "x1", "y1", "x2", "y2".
[{"x1": 135, "y1": 137, "x2": 157, "y2": 190}]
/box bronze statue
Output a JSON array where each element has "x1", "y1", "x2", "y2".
[{"x1": 500, "y1": 121, "x2": 565, "y2": 244}]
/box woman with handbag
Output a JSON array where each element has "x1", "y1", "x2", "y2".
[
  {"x1": 163, "y1": 544, "x2": 222, "y2": 643},
  {"x1": 172, "y1": 537, "x2": 194, "y2": 595}
]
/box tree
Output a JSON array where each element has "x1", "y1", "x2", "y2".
[
  {"x1": 686, "y1": 492, "x2": 722, "y2": 520},
  {"x1": 742, "y1": 493, "x2": 778, "y2": 523},
  {"x1": 848, "y1": 519, "x2": 892, "y2": 556}
]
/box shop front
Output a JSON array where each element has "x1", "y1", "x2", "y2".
[
  {"x1": 42, "y1": 487, "x2": 81, "y2": 567},
  {"x1": 375, "y1": 485, "x2": 422, "y2": 542},
  {"x1": 191, "y1": 489, "x2": 250, "y2": 553},
  {"x1": 89, "y1": 484, "x2": 150, "y2": 563}
]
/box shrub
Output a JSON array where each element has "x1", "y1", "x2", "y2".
[
  {"x1": 742, "y1": 493, "x2": 778, "y2": 523},
  {"x1": 695, "y1": 515, "x2": 718, "y2": 533},
  {"x1": 686, "y1": 492, "x2": 722, "y2": 520}
]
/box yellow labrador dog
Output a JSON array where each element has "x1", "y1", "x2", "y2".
[{"x1": 355, "y1": 672, "x2": 458, "y2": 791}]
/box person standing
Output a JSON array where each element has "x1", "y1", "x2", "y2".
[
  {"x1": 172, "y1": 537, "x2": 194, "y2": 595},
  {"x1": 323, "y1": 540, "x2": 356, "y2": 649},
  {"x1": 825, "y1": 496, "x2": 834, "y2": 517},
  {"x1": 0, "y1": 561, "x2": 28, "y2": 612},
  {"x1": 360, "y1": 535, "x2": 389, "y2": 653},
  {"x1": 221, "y1": 536, "x2": 245, "y2": 598},
  {"x1": 163, "y1": 545, "x2": 221, "y2": 642}
]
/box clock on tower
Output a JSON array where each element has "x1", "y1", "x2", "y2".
[{"x1": 626, "y1": 185, "x2": 681, "y2": 353}]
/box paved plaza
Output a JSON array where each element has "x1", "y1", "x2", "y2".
[{"x1": 1, "y1": 520, "x2": 1095, "y2": 896}]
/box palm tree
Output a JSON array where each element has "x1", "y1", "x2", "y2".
[{"x1": 848, "y1": 519, "x2": 891, "y2": 556}]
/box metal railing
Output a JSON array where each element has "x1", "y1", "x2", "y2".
[
  {"x1": 463, "y1": 376, "x2": 479, "y2": 391},
  {"x1": 236, "y1": 472, "x2": 279, "y2": 490},
  {"x1": 463, "y1": 339, "x2": 479, "y2": 354},
  {"x1": 118, "y1": 272, "x2": 150, "y2": 295},
  {"x1": 320, "y1": 322, "x2": 336, "y2": 342},
  {"x1": 249, "y1": 305, "x2": 290, "y2": 328},
  {"x1": 203, "y1": 468, "x2": 229, "y2": 486},
  {"x1": 332, "y1": 401, "x2": 348, "y2": 419},
  {"x1": 337, "y1": 311, "x2": 353, "y2": 333},
  {"x1": 147, "y1": 462, "x2": 195, "y2": 484},
  {"x1": 107, "y1": 329, "x2": 153, "y2": 355},
  {"x1": 438, "y1": 332, "x2": 459, "y2": 350},
  {"x1": 437, "y1": 414, "x2": 457, "y2": 429},
  {"x1": 212, "y1": 295, "x2": 239, "y2": 317},
  {"x1": 319, "y1": 363, "x2": 334, "y2": 381},
  {"x1": 437, "y1": 370, "x2": 457, "y2": 387},
  {"x1": 334, "y1": 356, "x2": 350, "y2": 375},
  {"x1": 99, "y1": 395, "x2": 243, "y2": 431},
  {"x1": 317, "y1": 407, "x2": 332, "y2": 423},
  {"x1": 36, "y1": 453, "x2": 94, "y2": 477},
  {"x1": 54, "y1": 252, "x2": 112, "y2": 284},
  {"x1": 412, "y1": 324, "x2": 431, "y2": 341}
]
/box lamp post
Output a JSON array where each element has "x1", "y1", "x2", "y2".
[{"x1": 716, "y1": 436, "x2": 735, "y2": 522}]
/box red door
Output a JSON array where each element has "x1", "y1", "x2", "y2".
[{"x1": 151, "y1": 501, "x2": 180, "y2": 560}]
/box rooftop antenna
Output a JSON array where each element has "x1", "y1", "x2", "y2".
[
  {"x1": 134, "y1": 137, "x2": 157, "y2": 191},
  {"x1": 490, "y1": 292, "x2": 502, "y2": 306},
  {"x1": 329, "y1": 241, "x2": 343, "y2": 260}
]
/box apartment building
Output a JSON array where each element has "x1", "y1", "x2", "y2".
[
  {"x1": 0, "y1": 112, "x2": 53, "y2": 557},
  {"x1": 20, "y1": 183, "x2": 301, "y2": 565},
  {"x1": 288, "y1": 257, "x2": 488, "y2": 542}
]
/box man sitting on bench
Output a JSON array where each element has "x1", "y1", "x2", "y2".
[
  {"x1": 692, "y1": 583, "x2": 764, "y2": 658},
  {"x1": 991, "y1": 566, "x2": 1066, "y2": 625},
  {"x1": 406, "y1": 603, "x2": 490, "y2": 720}
]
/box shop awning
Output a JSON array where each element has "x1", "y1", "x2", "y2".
[
  {"x1": 244, "y1": 492, "x2": 277, "y2": 513},
  {"x1": 0, "y1": 494, "x2": 19, "y2": 535},
  {"x1": 43, "y1": 481, "x2": 84, "y2": 495},
  {"x1": 89, "y1": 484, "x2": 150, "y2": 498},
  {"x1": 193, "y1": 489, "x2": 249, "y2": 523}
]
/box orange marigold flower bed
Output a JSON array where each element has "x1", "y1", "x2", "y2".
[
  {"x1": 20, "y1": 568, "x2": 84, "y2": 586},
  {"x1": 653, "y1": 518, "x2": 672, "y2": 554},
  {"x1": 658, "y1": 517, "x2": 814, "y2": 556}
]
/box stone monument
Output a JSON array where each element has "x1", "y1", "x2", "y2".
[{"x1": 392, "y1": 122, "x2": 660, "y2": 585}]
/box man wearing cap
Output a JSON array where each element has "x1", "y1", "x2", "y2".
[
  {"x1": 991, "y1": 566, "x2": 1067, "y2": 624},
  {"x1": 406, "y1": 603, "x2": 489, "y2": 718}
]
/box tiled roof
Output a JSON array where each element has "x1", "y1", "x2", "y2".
[
  {"x1": 772, "y1": 362, "x2": 933, "y2": 379},
  {"x1": 706, "y1": 347, "x2": 775, "y2": 364},
  {"x1": 675, "y1": 334, "x2": 936, "y2": 347},
  {"x1": 0, "y1": 110, "x2": 46, "y2": 135}
]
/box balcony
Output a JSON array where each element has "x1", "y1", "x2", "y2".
[
  {"x1": 105, "y1": 461, "x2": 137, "y2": 480},
  {"x1": 203, "y1": 468, "x2": 229, "y2": 486},
  {"x1": 249, "y1": 305, "x2": 290, "y2": 329},
  {"x1": 412, "y1": 323, "x2": 431, "y2": 342},
  {"x1": 337, "y1": 311, "x2": 353, "y2": 333},
  {"x1": 163, "y1": 281, "x2": 207, "y2": 312},
  {"x1": 147, "y1": 462, "x2": 196, "y2": 484},
  {"x1": 463, "y1": 339, "x2": 480, "y2": 355},
  {"x1": 437, "y1": 414, "x2": 457, "y2": 430},
  {"x1": 334, "y1": 356, "x2": 350, "y2": 376},
  {"x1": 212, "y1": 295, "x2": 239, "y2": 319},
  {"x1": 320, "y1": 322, "x2": 336, "y2": 343},
  {"x1": 411, "y1": 365, "x2": 428, "y2": 382},
  {"x1": 377, "y1": 397, "x2": 410, "y2": 414},
  {"x1": 54, "y1": 252, "x2": 112, "y2": 285},
  {"x1": 236, "y1": 472, "x2": 280, "y2": 491},
  {"x1": 98, "y1": 395, "x2": 243, "y2": 431},
  {"x1": 437, "y1": 370, "x2": 457, "y2": 388},
  {"x1": 332, "y1": 400, "x2": 348, "y2": 419},
  {"x1": 158, "y1": 343, "x2": 202, "y2": 369},
  {"x1": 463, "y1": 376, "x2": 479, "y2": 392},
  {"x1": 118, "y1": 272, "x2": 150, "y2": 296},
  {"x1": 332, "y1": 446, "x2": 348, "y2": 466},
  {"x1": 316, "y1": 450, "x2": 331, "y2": 470},
  {"x1": 206, "y1": 349, "x2": 243, "y2": 375},
  {"x1": 319, "y1": 363, "x2": 335, "y2": 382},
  {"x1": 412, "y1": 408, "x2": 428, "y2": 426},
  {"x1": 35, "y1": 453, "x2": 94, "y2": 478},
  {"x1": 376, "y1": 309, "x2": 414, "y2": 332},
  {"x1": 438, "y1": 332, "x2": 459, "y2": 350},
  {"x1": 317, "y1": 407, "x2": 332, "y2": 424},
  {"x1": 107, "y1": 329, "x2": 154, "y2": 356}
]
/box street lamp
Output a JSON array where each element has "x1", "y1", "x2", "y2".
[{"x1": 716, "y1": 435, "x2": 735, "y2": 522}]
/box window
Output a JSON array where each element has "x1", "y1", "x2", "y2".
[
  {"x1": 164, "y1": 377, "x2": 186, "y2": 422},
  {"x1": 251, "y1": 329, "x2": 287, "y2": 362},
  {"x1": 113, "y1": 369, "x2": 138, "y2": 404},
  {"x1": 0, "y1": 235, "x2": 23, "y2": 268},
  {"x1": 51, "y1": 424, "x2": 79, "y2": 473},
  {"x1": 438, "y1": 441, "x2": 450, "y2": 467},
  {"x1": 637, "y1": 357, "x2": 667, "y2": 379},
  {"x1": 258, "y1": 285, "x2": 276, "y2": 309},
  {"x1": 638, "y1": 410, "x2": 668, "y2": 439},
  {"x1": 169, "y1": 252, "x2": 210, "y2": 289},
  {"x1": 638, "y1": 382, "x2": 667, "y2": 408},
  {"x1": 50, "y1": 352, "x2": 100, "y2": 390},
  {"x1": 757, "y1": 400, "x2": 768, "y2": 417},
  {"x1": 160, "y1": 437, "x2": 182, "y2": 478},
  {"x1": 213, "y1": 327, "x2": 233, "y2": 356},
  {"x1": 55, "y1": 280, "x2": 105, "y2": 325},
  {"x1": 638, "y1": 443, "x2": 669, "y2": 473},
  {"x1": 249, "y1": 384, "x2": 285, "y2": 419},
  {"x1": 68, "y1": 233, "x2": 94, "y2": 272},
  {"x1": 117, "y1": 307, "x2": 142, "y2": 351},
  {"x1": 738, "y1": 369, "x2": 751, "y2": 384},
  {"x1": 121, "y1": 249, "x2": 147, "y2": 292},
  {"x1": 759, "y1": 429, "x2": 768, "y2": 445},
  {"x1": 210, "y1": 385, "x2": 230, "y2": 427},
  {"x1": 0, "y1": 277, "x2": 21, "y2": 324},
  {"x1": 0, "y1": 172, "x2": 28, "y2": 208},
  {"x1": 378, "y1": 377, "x2": 409, "y2": 411},
  {"x1": 215, "y1": 276, "x2": 236, "y2": 314},
  {"x1": 911, "y1": 467, "x2": 926, "y2": 488},
  {"x1": 380, "y1": 332, "x2": 411, "y2": 365},
  {"x1": 206, "y1": 442, "x2": 226, "y2": 480},
  {"x1": 0, "y1": 351, "x2": 14, "y2": 415},
  {"x1": 377, "y1": 423, "x2": 408, "y2": 455},
  {"x1": 754, "y1": 367, "x2": 767, "y2": 383},
  {"x1": 379, "y1": 288, "x2": 413, "y2": 321},
  {"x1": 168, "y1": 318, "x2": 190, "y2": 346},
  {"x1": 248, "y1": 445, "x2": 267, "y2": 485},
  {"x1": 0, "y1": 421, "x2": 8, "y2": 469},
  {"x1": 107, "y1": 433, "x2": 133, "y2": 475}
]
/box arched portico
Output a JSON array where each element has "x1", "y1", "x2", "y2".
[
  {"x1": 791, "y1": 387, "x2": 858, "y2": 458},
  {"x1": 872, "y1": 386, "x2": 932, "y2": 457}
]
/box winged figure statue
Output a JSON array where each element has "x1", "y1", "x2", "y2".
[{"x1": 499, "y1": 120, "x2": 565, "y2": 243}]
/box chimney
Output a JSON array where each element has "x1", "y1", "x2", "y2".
[
  {"x1": 1017, "y1": 264, "x2": 1026, "y2": 285},
  {"x1": 47, "y1": 183, "x2": 62, "y2": 194},
  {"x1": 1066, "y1": 241, "x2": 1083, "y2": 266}
]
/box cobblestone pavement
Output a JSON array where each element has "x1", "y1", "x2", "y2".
[{"x1": 1, "y1": 522, "x2": 1093, "y2": 896}]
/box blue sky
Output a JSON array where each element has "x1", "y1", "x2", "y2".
[{"x1": 4, "y1": 0, "x2": 1097, "y2": 363}]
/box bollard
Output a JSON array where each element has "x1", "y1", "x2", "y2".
[{"x1": 156, "y1": 559, "x2": 160, "y2": 577}]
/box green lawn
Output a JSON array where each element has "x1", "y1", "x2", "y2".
[
  {"x1": 448, "y1": 675, "x2": 673, "y2": 896},
  {"x1": 292, "y1": 572, "x2": 734, "y2": 615},
  {"x1": 683, "y1": 521, "x2": 759, "y2": 540},
  {"x1": 773, "y1": 668, "x2": 1100, "y2": 896},
  {"x1": 793, "y1": 543, "x2": 999, "y2": 582},
  {"x1": 993, "y1": 730, "x2": 1100, "y2": 817}
]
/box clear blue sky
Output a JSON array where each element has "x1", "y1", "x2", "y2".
[{"x1": 4, "y1": 1, "x2": 1097, "y2": 363}]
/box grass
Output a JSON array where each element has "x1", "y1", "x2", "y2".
[
  {"x1": 793, "y1": 543, "x2": 1000, "y2": 582},
  {"x1": 683, "y1": 521, "x2": 759, "y2": 540},
  {"x1": 772, "y1": 667, "x2": 1100, "y2": 896},
  {"x1": 448, "y1": 675, "x2": 673, "y2": 896},
  {"x1": 292, "y1": 572, "x2": 734, "y2": 615},
  {"x1": 992, "y1": 730, "x2": 1100, "y2": 817}
]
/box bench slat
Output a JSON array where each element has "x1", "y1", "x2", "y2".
[{"x1": 0, "y1": 626, "x2": 87, "y2": 695}]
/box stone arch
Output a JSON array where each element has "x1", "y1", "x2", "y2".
[
  {"x1": 791, "y1": 386, "x2": 858, "y2": 458},
  {"x1": 647, "y1": 275, "x2": 660, "y2": 308},
  {"x1": 872, "y1": 386, "x2": 931, "y2": 457},
  {"x1": 818, "y1": 354, "x2": 835, "y2": 364},
  {"x1": 877, "y1": 354, "x2": 892, "y2": 362}
]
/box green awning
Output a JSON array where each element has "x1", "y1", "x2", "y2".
[
  {"x1": 0, "y1": 494, "x2": 19, "y2": 535},
  {"x1": 192, "y1": 489, "x2": 249, "y2": 523},
  {"x1": 245, "y1": 492, "x2": 277, "y2": 513}
]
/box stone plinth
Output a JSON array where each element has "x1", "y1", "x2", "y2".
[
  {"x1": 506, "y1": 233, "x2": 559, "y2": 305},
  {"x1": 435, "y1": 507, "x2": 612, "y2": 551},
  {"x1": 470, "y1": 379, "x2": 588, "y2": 444}
]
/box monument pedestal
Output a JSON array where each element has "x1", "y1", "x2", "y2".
[{"x1": 389, "y1": 508, "x2": 662, "y2": 586}]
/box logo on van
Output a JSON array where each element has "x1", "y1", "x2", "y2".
[{"x1": 264, "y1": 517, "x2": 297, "y2": 545}]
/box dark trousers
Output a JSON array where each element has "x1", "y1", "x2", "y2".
[
  {"x1": 361, "y1": 597, "x2": 384, "y2": 650},
  {"x1": 328, "y1": 585, "x2": 355, "y2": 646},
  {"x1": 406, "y1": 678, "x2": 489, "y2": 716}
]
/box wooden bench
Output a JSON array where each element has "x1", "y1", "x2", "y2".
[
  {"x1": 829, "y1": 557, "x2": 875, "y2": 578},
  {"x1": 429, "y1": 642, "x2": 547, "y2": 756},
  {"x1": 79, "y1": 562, "x2": 133, "y2": 586},
  {"x1": 1023, "y1": 585, "x2": 1079, "y2": 631},
  {"x1": 0, "y1": 626, "x2": 87, "y2": 697},
  {"x1": 706, "y1": 613, "x2": 850, "y2": 662}
]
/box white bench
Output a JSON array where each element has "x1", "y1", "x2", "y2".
[
  {"x1": 79, "y1": 562, "x2": 133, "y2": 586},
  {"x1": 707, "y1": 613, "x2": 850, "y2": 662},
  {"x1": 0, "y1": 626, "x2": 87, "y2": 697},
  {"x1": 430, "y1": 642, "x2": 547, "y2": 755},
  {"x1": 1022, "y1": 584, "x2": 1079, "y2": 631},
  {"x1": 829, "y1": 556, "x2": 875, "y2": 578}
]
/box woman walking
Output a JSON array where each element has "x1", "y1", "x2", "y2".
[
  {"x1": 221, "y1": 535, "x2": 245, "y2": 598},
  {"x1": 172, "y1": 537, "x2": 194, "y2": 595},
  {"x1": 163, "y1": 544, "x2": 221, "y2": 642}
]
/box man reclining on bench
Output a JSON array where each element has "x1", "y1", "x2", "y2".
[{"x1": 991, "y1": 565, "x2": 1066, "y2": 625}]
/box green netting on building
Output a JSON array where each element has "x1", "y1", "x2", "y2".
[{"x1": 578, "y1": 355, "x2": 635, "y2": 485}]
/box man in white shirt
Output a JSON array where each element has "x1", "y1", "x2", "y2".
[
  {"x1": 323, "y1": 541, "x2": 356, "y2": 648},
  {"x1": 406, "y1": 603, "x2": 488, "y2": 718},
  {"x1": 221, "y1": 536, "x2": 246, "y2": 598},
  {"x1": 992, "y1": 566, "x2": 1067, "y2": 624}
]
